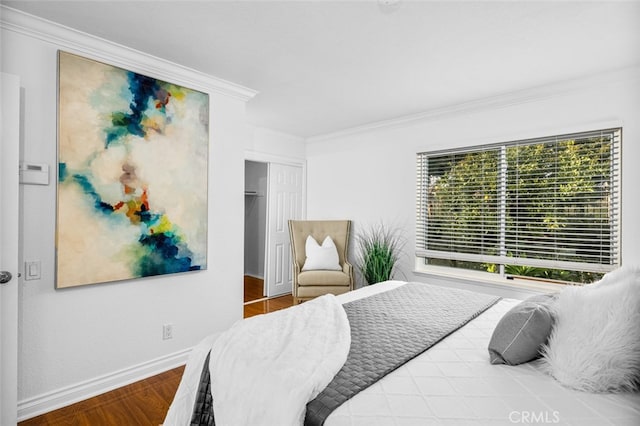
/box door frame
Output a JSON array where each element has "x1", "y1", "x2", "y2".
[
  {"x1": 244, "y1": 151, "x2": 306, "y2": 298},
  {"x1": 1, "y1": 72, "x2": 21, "y2": 426}
]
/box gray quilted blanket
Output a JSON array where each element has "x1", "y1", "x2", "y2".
[{"x1": 304, "y1": 282, "x2": 500, "y2": 426}]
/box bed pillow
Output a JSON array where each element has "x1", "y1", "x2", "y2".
[
  {"x1": 302, "y1": 235, "x2": 342, "y2": 271},
  {"x1": 540, "y1": 266, "x2": 640, "y2": 392},
  {"x1": 488, "y1": 293, "x2": 557, "y2": 366}
]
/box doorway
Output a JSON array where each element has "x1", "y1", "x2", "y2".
[
  {"x1": 243, "y1": 158, "x2": 304, "y2": 305},
  {"x1": 244, "y1": 160, "x2": 267, "y2": 304}
]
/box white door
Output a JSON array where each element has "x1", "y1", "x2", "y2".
[
  {"x1": 1, "y1": 73, "x2": 21, "y2": 426},
  {"x1": 265, "y1": 163, "x2": 303, "y2": 297}
]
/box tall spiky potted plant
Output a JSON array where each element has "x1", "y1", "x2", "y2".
[{"x1": 355, "y1": 223, "x2": 405, "y2": 285}]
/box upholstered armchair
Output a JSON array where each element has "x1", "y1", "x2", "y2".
[{"x1": 288, "y1": 220, "x2": 355, "y2": 304}]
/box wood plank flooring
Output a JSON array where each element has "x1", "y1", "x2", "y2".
[
  {"x1": 244, "y1": 294, "x2": 294, "y2": 318},
  {"x1": 18, "y1": 366, "x2": 185, "y2": 426},
  {"x1": 19, "y1": 279, "x2": 293, "y2": 426},
  {"x1": 244, "y1": 274, "x2": 265, "y2": 303}
]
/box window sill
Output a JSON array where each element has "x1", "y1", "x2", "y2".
[{"x1": 413, "y1": 263, "x2": 564, "y2": 296}]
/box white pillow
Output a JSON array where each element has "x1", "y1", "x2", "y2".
[
  {"x1": 540, "y1": 266, "x2": 640, "y2": 392},
  {"x1": 302, "y1": 235, "x2": 342, "y2": 271}
]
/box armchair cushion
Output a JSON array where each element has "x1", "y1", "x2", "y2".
[
  {"x1": 302, "y1": 235, "x2": 342, "y2": 271},
  {"x1": 297, "y1": 285, "x2": 352, "y2": 299},
  {"x1": 297, "y1": 270, "x2": 352, "y2": 287}
]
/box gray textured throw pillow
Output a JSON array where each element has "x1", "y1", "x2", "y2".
[{"x1": 488, "y1": 293, "x2": 557, "y2": 366}]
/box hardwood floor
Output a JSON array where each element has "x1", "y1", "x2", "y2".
[
  {"x1": 244, "y1": 294, "x2": 294, "y2": 318},
  {"x1": 19, "y1": 287, "x2": 294, "y2": 426},
  {"x1": 18, "y1": 366, "x2": 185, "y2": 426},
  {"x1": 244, "y1": 275, "x2": 294, "y2": 317},
  {"x1": 244, "y1": 274, "x2": 264, "y2": 303}
]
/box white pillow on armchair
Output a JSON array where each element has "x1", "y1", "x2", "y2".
[{"x1": 302, "y1": 235, "x2": 342, "y2": 271}]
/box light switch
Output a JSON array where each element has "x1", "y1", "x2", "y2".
[{"x1": 25, "y1": 261, "x2": 41, "y2": 281}]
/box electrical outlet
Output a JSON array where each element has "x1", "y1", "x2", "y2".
[{"x1": 162, "y1": 324, "x2": 173, "y2": 340}]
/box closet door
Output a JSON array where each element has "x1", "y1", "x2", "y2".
[{"x1": 265, "y1": 163, "x2": 303, "y2": 297}]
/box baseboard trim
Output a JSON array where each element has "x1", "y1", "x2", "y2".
[
  {"x1": 243, "y1": 273, "x2": 264, "y2": 280},
  {"x1": 243, "y1": 296, "x2": 269, "y2": 305},
  {"x1": 17, "y1": 348, "x2": 191, "y2": 421}
]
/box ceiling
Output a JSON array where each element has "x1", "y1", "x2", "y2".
[{"x1": 3, "y1": 0, "x2": 640, "y2": 138}]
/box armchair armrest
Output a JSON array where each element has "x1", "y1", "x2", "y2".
[
  {"x1": 342, "y1": 261, "x2": 355, "y2": 290},
  {"x1": 293, "y1": 261, "x2": 302, "y2": 283}
]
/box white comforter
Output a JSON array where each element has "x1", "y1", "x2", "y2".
[{"x1": 164, "y1": 293, "x2": 350, "y2": 426}]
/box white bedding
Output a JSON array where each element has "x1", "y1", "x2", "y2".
[
  {"x1": 164, "y1": 293, "x2": 350, "y2": 426},
  {"x1": 210, "y1": 293, "x2": 350, "y2": 425},
  {"x1": 166, "y1": 281, "x2": 640, "y2": 425}
]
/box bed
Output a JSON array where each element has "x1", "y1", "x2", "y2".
[{"x1": 164, "y1": 280, "x2": 640, "y2": 425}]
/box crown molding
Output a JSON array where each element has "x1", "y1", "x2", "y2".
[
  {"x1": 307, "y1": 65, "x2": 640, "y2": 144},
  {"x1": 0, "y1": 5, "x2": 258, "y2": 101}
]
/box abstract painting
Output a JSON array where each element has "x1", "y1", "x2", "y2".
[{"x1": 56, "y1": 51, "x2": 209, "y2": 288}]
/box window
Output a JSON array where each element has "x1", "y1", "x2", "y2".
[{"x1": 416, "y1": 128, "x2": 620, "y2": 284}]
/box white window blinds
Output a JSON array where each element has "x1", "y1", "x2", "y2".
[{"x1": 416, "y1": 128, "x2": 620, "y2": 273}]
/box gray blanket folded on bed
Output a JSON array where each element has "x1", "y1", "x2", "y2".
[
  {"x1": 190, "y1": 282, "x2": 500, "y2": 426},
  {"x1": 304, "y1": 282, "x2": 500, "y2": 426}
]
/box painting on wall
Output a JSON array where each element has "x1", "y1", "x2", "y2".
[{"x1": 56, "y1": 51, "x2": 209, "y2": 288}]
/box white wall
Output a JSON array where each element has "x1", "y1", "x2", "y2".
[
  {"x1": 247, "y1": 126, "x2": 306, "y2": 160},
  {"x1": 306, "y1": 68, "x2": 640, "y2": 294},
  {"x1": 1, "y1": 8, "x2": 257, "y2": 419}
]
